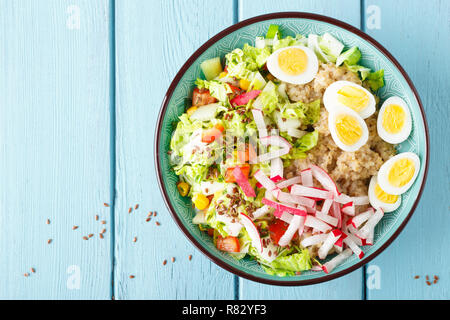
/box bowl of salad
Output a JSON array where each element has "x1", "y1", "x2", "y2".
[{"x1": 155, "y1": 12, "x2": 429, "y2": 285}]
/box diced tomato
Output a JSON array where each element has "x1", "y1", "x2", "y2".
[
  {"x1": 192, "y1": 88, "x2": 217, "y2": 106},
  {"x1": 237, "y1": 144, "x2": 257, "y2": 164},
  {"x1": 227, "y1": 84, "x2": 242, "y2": 95},
  {"x1": 269, "y1": 219, "x2": 298, "y2": 245},
  {"x1": 201, "y1": 123, "x2": 225, "y2": 143},
  {"x1": 223, "y1": 65, "x2": 228, "y2": 73},
  {"x1": 225, "y1": 164, "x2": 250, "y2": 183},
  {"x1": 216, "y1": 235, "x2": 240, "y2": 252},
  {"x1": 230, "y1": 90, "x2": 261, "y2": 107},
  {"x1": 207, "y1": 228, "x2": 214, "y2": 237}
]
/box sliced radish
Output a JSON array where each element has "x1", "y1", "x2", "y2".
[
  {"x1": 347, "y1": 208, "x2": 374, "y2": 228},
  {"x1": 343, "y1": 236, "x2": 365, "y2": 259},
  {"x1": 357, "y1": 208, "x2": 384, "y2": 239},
  {"x1": 311, "y1": 265, "x2": 323, "y2": 271},
  {"x1": 315, "y1": 211, "x2": 338, "y2": 227},
  {"x1": 318, "y1": 229, "x2": 343, "y2": 259},
  {"x1": 341, "y1": 202, "x2": 355, "y2": 216},
  {"x1": 279, "y1": 211, "x2": 293, "y2": 224},
  {"x1": 304, "y1": 215, "x2": 332, "y2": 233},
  {"x1": 300, "y1": 233, "x2": 328, "y2": 247},
  {"x1": 365, "y1": 228, "x2": 374, "y2": 246},
  {"x1": 276, "y1": 176, "x2": 302, "y2": 189},
  {"x1": 310, "y1": 165, "x2": 340, "y2": 196},
  {"x1": 335, "y1": 194, "x2": 369, "y2": 205},
  {"x1": 297, "y1": 215, "x2": 306, "y2": 237},
  {"x1": 251, "y1": 205, "x2": 271, "y2": 219},
  {"x1": 291, "y1": 184, "x2": 334, "y2": 200},
  {"x1": 262, "y1": 198, "x2": 307, "y2": 216},
  {"x1": 345, "y1": 232, "x2": 363, "y2": 246},
  {"x1": 333, "y1": 233, "x2": 347, "y2": 253},
  {"x1": 274, "y1": 190, "x2": 316, "y2": 208},
  {"x1": 233, "y1": 166, "x2": 256, "y2": 197},
  {"x1": 254, "y1": 170, "x2": 277, "y2": 191},
  {"x1": 270, "y1": 157, "x2": 283, "y2": 179},
  {"x1": 321, "y1": 199, "x2": 333, "y2": 215},
  {"x1": 331, "y1": 201, "x2": 342, "y2": 229},
  {"x1": 300, "y1": 168, "x2": 313, "y2": 187},
  {"x1": 322, "y1": 248, "x2": 352, "y2": 274},
  {"x1": 278, "y1": 215, "x2": 302, "y2": 247},
  {"x1": 251, "y1": 109, "x2": 268, "y2": 138},
  {"x1": 239, "y1": 213, "x2": 262, "y2": 253},
  {"x1": 230, "y1": 90, "x2": 261, "y2": 107},
  {"x1": 259, "y1": 135, "x2": 292, "y2": 150}
]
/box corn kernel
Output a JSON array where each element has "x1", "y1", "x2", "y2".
[
  {"x1": 239, "y1": 79, "x2": 250, "y2": 91},
  {"x1": 219, "y1": 72, "x2": 228, "y2": 79},
  {"x1": 187, "y1": 106, "x2": 198, "y2": 116},
  {"x1": 177, "y1": 182, "x2": 190, "y2": 197},
  {"x1": 193, "y1": 194, "x2": 210, "y2": 210}
]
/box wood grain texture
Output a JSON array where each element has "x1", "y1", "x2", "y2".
[
  {"x1": 364, "y1": 0, "x2": 450, "y2": 299},
  {"x1": 0, "y1": 0, "x2": 113, "y2": 299},
  {"x1": 114, "y1": 0, "x2": 236, "y2": 300},
  {"x1": 238, "y1": 0, "x2": 364, "y2": 300}
]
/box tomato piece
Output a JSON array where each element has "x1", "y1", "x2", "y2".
[
  {"x1": 269, "y1": 219, "x2": 297, "y2": 245},
  {"x1": 207, "y1": 228, "x2": 214, "y2": 237},
  {"x1": 227, "y1": 84, "x2": 242, "y2": 95},
  {"x1": 192, "y1": 88, "x2": 217, "y2": 106},
  {"x1": 225, "y1": 164, "x2": 250, "y2": 183},
  {"x1": 216, "y1": 235, "x2": 240, "y2": 253},
  {"x1": 237, "y1": 144, "x2": 257, "y2": 164},
  {"x1": 201, "y1": 124, "x2": 225, "y2": 143}
]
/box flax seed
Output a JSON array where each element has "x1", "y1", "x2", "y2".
[
  {"x1": 171, "y1": 257, "x2": 175, "y2": 263},
  {"x1": 414, "y1": 275, "x2": 420, "y2": 279},
  {"x1": 101, "y1": 220, "x2": 106, "y2": 224},
  {"x1": 135, "y1": 204, "x2": 139, "y2": 210},
  {"x1": 163, "y1": 260, "x2": 167, "y2": 265},
  {"x1": 101, "y1": 228, "x2": 106, "y2": 234},
  {"x1": 99, "y1": 233, "x2": 104, "y2": 239},
  {"x1": 146, "y1": 218, "x2": 151, "y2": 222},
  {"x1": 104, "y1": 203, "x2": 109, "y2": 207},
  {"x1": 129, "y1": 275, "x2": 135, "y2": 279},
  {"x1": 148, "y1": 212, "x2": 153, "y2": 217},
  {"x1": 72, "y1": 225, "x2": 78, "y2": 230},
  {"x1": 83, "y1": 236, "x2": 88, "y2": 240},
  {"x1": 426, "y1": 275, "x2": 429, "y2": 280},
  {"x1": 426, "y1": 281, "x2": 431, "y2": 286},
  {"x1": 156, "y1": 221, "x2": 161, "y2": 226},
  {"x1": 95, "y1": 215, "x2": 99, "y2": 221},
  {"x1": 46, "y1": 219, "x2": 50, "y2": 225},
  {"x1": 88, "y1": 234, "x2": 93, "y2": 238},
  {"x1": 133, "y1": 237, "x2": 137, "y2": 242},
  {"x1": 47, "y1": 239, "x2": 52, "y2": 244},
  {"x1": 433, "y1": 279, "x2": 437, "y2": 284},
  {"x1": 188, "y1": 255, "x2": 192, "y2": 261},
  {"x1": 128, "y1": 207, "x2": 132, "y2": 213},
  {"x1": 24, "y1": 273, "x2": 29, "y2": 277},
  {"x1": 434, "y1": 275, "x2": 439, "y2": 280},
  {"x1": 154, "y1": 212, "x2": 157, "y2": 217},
  {"x1": 31, "y1": 268, "x2": 36, "y2": 273}
]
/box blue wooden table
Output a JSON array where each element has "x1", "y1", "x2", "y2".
[{"x1": 0, "y1": 0, "x2": 448, "y2": 300}]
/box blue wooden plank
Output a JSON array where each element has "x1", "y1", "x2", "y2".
[
  {"x1": 363, "y1": 0, "x2": 450, "y2": 300},
  {"x1": 0, "y1": 0, "x2": 113, "y2": 299},
  {"x1": 114, "y1": 0, "x2": 236, "y2": 299},
  {"x1": 238, "y1": 0, "x2": 364, "y2": 299}
]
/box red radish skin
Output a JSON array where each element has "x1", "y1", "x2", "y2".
[
  {"x1": 240, "y1": 213, "x2": 263, "y2": 253},
  {"x1": 230, "y1": 90, "x2": 261, "y2": 107},
  {"x1": 233, "y1": 166, "x2": 256, "y2": 197}
]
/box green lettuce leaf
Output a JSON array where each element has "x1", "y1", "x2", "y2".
[
  {"x1": 195, "y1": 79, "x2": 232, "y2": 103},
  {"x1": 336, "y1": 46, "x2": 361, "y2": 66},
  {"x1": 345, "y1": 63, "x2": 371, "y2": 80},
  {"x1": 262, "y1": 249, "x2": 312, "y2": 276},
  {"x1": 225, "y1": 48, "x2": 259, "y2": 80},
  {"x1": 365, "y1": 69, "x2": 385, "y2": 91},
  {"x1": 279, "y1": 99, "x2": 320, "y2": 125},
  {"x1": 242, "y1": 43, "x2": 271, "y2": 69},
  {"x1": 281, "y1": 130, "x2": 318, "y2": 160},
  {"x1": 272, "y1": 35, "x2": 305, "y2": 52}
]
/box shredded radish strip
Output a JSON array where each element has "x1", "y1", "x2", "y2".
[
  {"x1": 251, "y1": 109, "x2": 268, "y2": 138},
  {"x1": 310, "y1": 165, "x2": 340, "y2": 196},
  {"x1": 304, "y1": 215, "x2": 332, "y2": 233},
  {"x1": 341, "y1": 202, "x2": 355, "y2": 216},
  {"x1": 315, "y1": 212, "x2": 338, "y2": 227},
  {"x1": 274, "y1": 190, "x2": 315, "y2": 208},
  {"x1": 291, "y1": 184, "x2": 334, "y2": 200},
  {"x1": 321, "y1": 199, "x2": 333, "y2": 215},
  {"x1": 259, "y1": 135, "x2": 292, "y2": 149},
  {"x1": 300, "y1": 233, "x2": 328, "y2": 247},
  {"x1": 357, "y1": 208, "x2": 384, "y2": 239},
  {"x1": 301, "y1": 169, "x2": 313, "y2": 187},
  {"x1": 318, "y1": 230, "x2": 342, "y2": 259},
  {"x1": 262, "y1": 198, "x2": 307, "y2": 216},
  {"x1": 322, "y1": 249, "x2": 352, "y2": 274},
  {"x1": 276, "y1": 176, "x2": 302, "y2": 189},
  {"x1": 297, "y1": 215, "x2": 306, "y2": 237},
  {"x1": 270, "y1": 157, "x2": 283, "y2": 179},
  {"x1": 278, "y1": 215, "x2": 302, "y2": 247},
  {"x1": 254, "y1": 170, "x2": 277, "y2": 191},
  {"x1": 233, "y1": 166, "x2": 256, "y2": 197},
  {"x1": 343, "y1": 237, "x2": 364, "y2": 259},
  {"x1": 348, "y1": 208, "x2": 374, "y2": 228},
  {"x1": 251, "y1": 205, "x2": 271, "y2": 220}
]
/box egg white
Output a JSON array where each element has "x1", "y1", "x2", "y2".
[
  {"x1": 266, "y1": 45, "x2": 318, "y2": 85},
  {"x1": 323, "y1": 81, "x2": 376, "y2": 119},
  {"x1": 377, "y1": 96, "x2": 412, "y2": 144},
  {"x1": 328, "y1": 106, "x2": 369, "y2": 152},
  {"x1": 377, "y1": 152, "x2": 420, "y2": 195},
  {"x1": 368, "y1": 175, "x2": 401, "y2": 212}
]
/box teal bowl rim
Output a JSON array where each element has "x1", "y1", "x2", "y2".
[{"x1": 155, "y1": 12, "x2": 429, "y2": 286}]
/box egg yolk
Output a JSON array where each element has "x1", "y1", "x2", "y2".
[
  {"x1": 278, "y1": 48, "x2": 308, "y2": 75},
  {"x1": 382, "y1": 104, "x2": 406, "y2": 134},
  {"x1": 388, "y1": 158, "x2": 415, "y2": 187},
  {"x1": 375, "y1": 183, "x2": 398, "y2": 204},
  {"x1": 337, "y1": 86, "x2": 369, "y2": 112},
  {"x1": 335, "y1": 114, "x2": 363, "y2": 146}
]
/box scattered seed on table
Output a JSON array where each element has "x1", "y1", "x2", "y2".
[
  {"x1": 148, "y1": 212, "x2": 153, "y2": 217},
  {"x1": 433, "y1": 279, "x2": 437, "y2": 284},
  {"x1": 47, "y1": 239, "x2": 52, "y2": 244},
  {"x1": 156, "y1": 221, "x2": 161, "y2": 226},
  {"x1": 99, "y1": 233, "x2": 104, "y2": 239},
  {"x1": 24, "y1": 273, "x2": 29, "y2": 277},
  {"x1": 72, "y1": 226, "x2": 78, "y2": 230},
  {"x1": 31, "y1": 268, "x2": 36, "y2": 273},
  {"x1": 414, "y1": 275, "x2": 420, "y2": 279},
  {"x1": 129, "y1": 275, "x2": 135, "y2": 279},
  {"x1": 101, "y1": 228, "x2": 106, "y2": 234},
  {"x1": 426, "y1": 281, "x2": 431, "y2": 286},
  {"x1": 95, "y1": 215, "x2": 99, "y2": 221},
  {"x1": 88, "y1": 234, "x2": 93, "y2": 238},
  {"x1": 135, "y1": 204, "x2": 139, "y2": 210},
  {"x1": 146, "y1": 218, "x2": 151, "y2": 222},
  {"x1": 426, "y1": 275, "x2": 429, "y2": 280},
  {"x1": 133, "y1": 237, "x2": 137, "y2": 242},
  {"x1": 128, "y1": 207, "x2": 133, "y2": 213},
  {"x1": 83, "y1": 236, "x2": 88, "y2": 240},
  {"x1": 103, "y1": 203, "x2": 109, "y2": 207},
  {"x1": 46, "y1": 219, "x2": 50, "y2": 225},
  {"x1": 171, "y1": 257, "x2": 175, "y2": 263},
  {"x1": 163, "y1": 260, "x2": 167, "y2": 266},
  {"x1": 153, "y1": 212, "x2": 158, "y2": 217},
  {"x1": 101, "y1": 220, "x2": 106, "y2": 225},
  {"x1": 188, "y1": 255, "x2": 192, "y2": 261},
  {"x1": 434, "y1": 275, "x2": 439, "y2": 280}
]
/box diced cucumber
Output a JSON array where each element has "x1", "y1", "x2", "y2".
[
  {"x1": 200, "y1": 57, "x2": 223, "y2": 81},
  {"x1": 266, "y1": 24, "x2": 280, "y2": 39}
]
